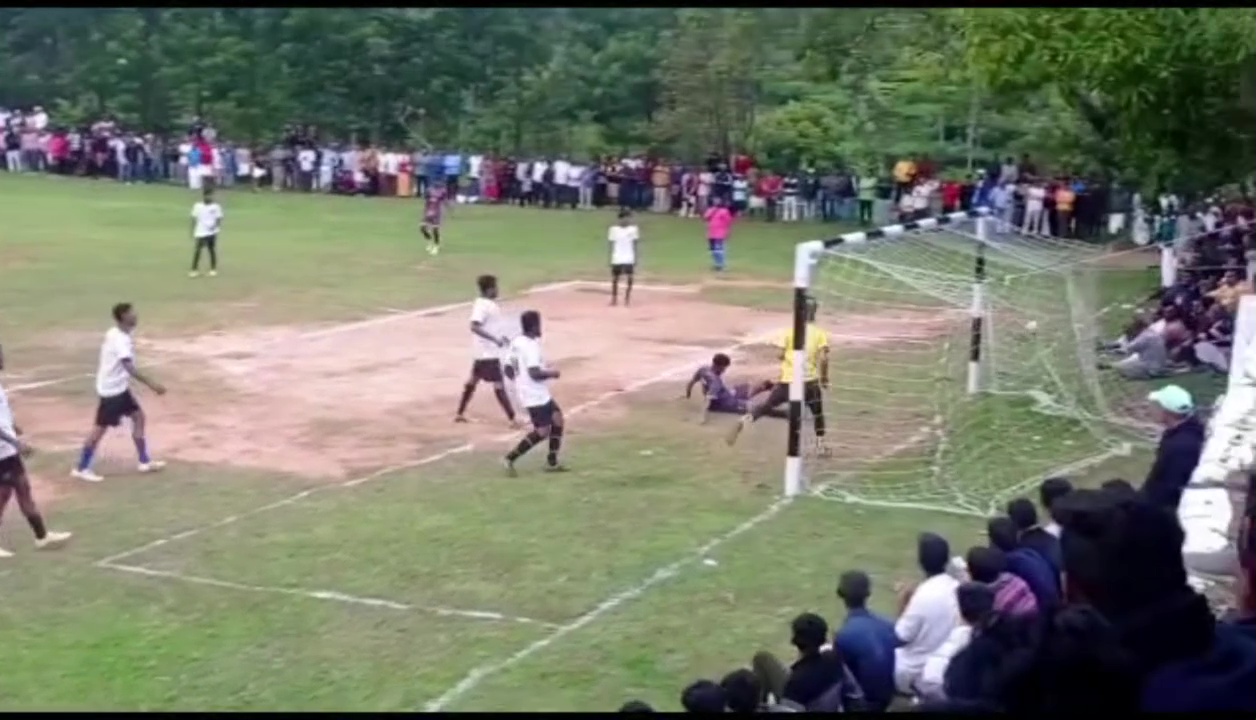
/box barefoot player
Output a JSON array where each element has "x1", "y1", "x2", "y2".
[
  {"x1": 726, "y1": 297, "x2": 829, "y2": 454},
  {"x1": 502, "y1": 310, "x2": 568, "y2": 476},
  {"x1": 454, "y1": 274, "x2": 521, "y2": 427},
  {"x1": 0, "y1": 343, "x2": 72, "y2": 557},
  {"x1": 422, "y1": 185, "x2": 448, "y2": 256},
  {"x1": 71, "y1": 303, "x2": 168, "y2": 483},
  {"x1": 608, "y1": 209, "x2": 639, "y2": 306},
  {"x1": 684, "y1": 353, "x2": 778, "y2": 424}
]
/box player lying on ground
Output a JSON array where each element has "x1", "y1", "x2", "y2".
[
  {"x1": 0, "y1": 343, "x2": 72, "y2": 557},
  {"x1": 455, "y1": 274, "x2": 521, "y2": 427},
  {"x1": 608, "y1": 209, "x2": 639, "y2": 307},
  {"x1": 421, "y1": 185, "x2": 448, "y2": 256},
  {"x1": 502, "y1": 310, "x2": 568, "y2": 476},
  {"x1": 684, "y1": 352, "x2": 781, "y2": 423},
  {"x1": 72, "y1": 302, "x2": 168, "y2": 483},
  {"x1": 189, "y1": 186, "x2": 224, "y2": 277},
  {"x1": 726, "y1": 297, "x2": 830, "y2": 455}
]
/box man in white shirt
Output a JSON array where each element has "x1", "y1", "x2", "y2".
[
  {"x1": 454, "y1": 274, "x2": 521, "y2": 428},
  {"x1": 608, "y1": 209, "x2": 640, "y2": 307},
  {"x1": 467, "y1": 153, "x2": 483, "y2": 202},
  {"x1": 297, "y1": 146, "x2": 317, "y2": 192},
  {"x1": 1022, "y1": 183, "x2": 1047, "y2": 236},
  {"x1": 894, "y1": 533, "x2": 961, "y2": 695},
  {"x1": 552, "y1": 157, "x2": 571, "y2": 208},
  {"x1": 189, "y1": 187, "x2": 224, "y2": 278},
  {"x1": 503, "y1": 310, "x2": 567, "y2": 476},
  {"x1": 0, "y1": 344, "x2": 72, "y2": 557},
  {"x1": 530, "y1": 159, "x2": 548, "y2": 207},
  {"x1": 71, "y1": 303, "x2": 168, "y2": 483}
]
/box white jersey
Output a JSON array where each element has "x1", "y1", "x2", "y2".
[
  {"x1": 0, "y1": 380, "x2": 16, "y2": 461},
  {"x1": 191, "y1": 201, "x2": 223, "y2": 238},
  {"x1": 96, "y1": 326, "x2": 135, "y2": 398},
  {"x1": 508, "y1": 335, "x2": 552, "y2": 408},
  {"x1": 469, "y1": 296, "x2": 504, "y2": 360},
  {"x1": 608, "y1": 224, "x2": 639, "y2": 266}
]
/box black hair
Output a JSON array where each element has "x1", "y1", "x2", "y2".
[
  {"x1": 837, "y1": 570, "x2": 871, "y2": 609},
  {"x1": 986, "y1": 516, "x2": 1020, "y2": 553},
  {"x1": 1055, "y1": 489, "x2": 1186, "y2": 616},
  {"x1": 111, "y1": 302, "x2": 133, "y2": 322},
  {"x1": 711, "y1": 353, "x2": 732, "y2": 369},
  {"x1": 918, "y1": 532, "x2": 951, "y2": 576},
  {"x1": 1038, "y1": 477, "x2": 1073, "y2": 519},
  {"x1": 1099, "y1": 478, "x2": 1136, "y2": 498},
  {"x1": 476, "y1": 274, "x2": 497, "y2": 295},
  {"x1": 790, "y1": 612, "x2": 829, "y2": 654},
  {"x1": 680, "y1": 680, "x2": 726, "y2": 713},
  {"x1": 520, "y1": 309, "x2": 541, "y2": 336},
  {"x1": 719, "y1": 668, "x2": 762, "y2": 713},
  {"x1": 966, "y1": 546, "x2": 1007, "y2": 584},
  {"x1": 617, "y1": 700, "x2": 655, "y2": 713},
  {"x1": 957, "y1": 581, "x2": 995, "y2": 624},
  {"x1": 1005, "y1": 498, "x2": 1039, "y2": 531},
  {"x1": 617, "y1": 208, "x2": 632, "y2": 219}
]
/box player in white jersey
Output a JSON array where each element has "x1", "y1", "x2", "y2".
[
  {"x1": 71, "y1": 303, "x2": 168, "y2": 483},
  {"x1": 608, "y1": 209, "x2": 640, "y2": 307},
  {"x1": 0, "y1": 343, "x2": 72, "y2": 557},
  {"x1": 453, "y1": 274, "x2": 520, "y2": 427},
  {"x1": 189, "y1": 186, "x2": 224, "y2": 278},
  {"x1": 502, "y1": 310, "x2": 567, "y2": 476}
]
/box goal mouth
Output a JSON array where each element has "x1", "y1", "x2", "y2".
[{"x1": 786, "y1": 210, "x2": 1151, "y2": 515}]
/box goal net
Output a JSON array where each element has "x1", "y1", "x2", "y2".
[{"x1": 787, "y1": 210, "x2": 1153, "y2": 516}]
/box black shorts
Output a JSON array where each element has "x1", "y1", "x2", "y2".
[
  {"x1": 0, "y1": 454, "x2": 27, "y2": 487},
  {"x1": 760, "y1": 380, "x2": 823, "y2": 411},
  {"x1": 525, "y1": 399, "x2": 561, "y2": 428},
  {"x1": 95, "y1": 390, "x2": 141, "y2": 428},
  {"x1": 611, "y1": 263, "x2": 635, "y2": 277},
  {"x1": 195, "y1": 234, "x2": 217, "y2": 248},
  {"x1": 471, "y1": 358, "x2": 505, "y2": 383}
]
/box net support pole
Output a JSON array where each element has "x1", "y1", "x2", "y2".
[
  {"x1": 967, "y1": 215, "x2": 989, "y2": 395},
  {"x1": 785, "y1": 240, "x2": 826, "y2": 498}
]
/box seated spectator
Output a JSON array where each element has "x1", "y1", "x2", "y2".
[
  {"x1": 917, "y1": 584, "x2": 983, "y2": 701},
  {"x1": 1141, "y1": 385, "x2": 1206, "y2": 512},
  {"x1": 986, "y1": 516, "x2": 1060, "y2": 612},
  {"x1": 833, "y1": 570, "x2": 898, "y2": 711},
  {"x1": 938, "y1": 583, "x2": 1005, "y2": 702},
  {"x1": 680, "y1": 680, "x2": 726, "y2": 713},
  {"x1": 1006, "y1": 497, "x2": 1062, "y2": 571},
  {"x1": 1100, "y1": 478, "x2": 1137, "y2": 498},
  {"x1": 1055, "y1": 489, "x2": 1256, "y2": 711},
  {"x1": 965, "y1": 546, "x2": 1038, "y2": 618},
  {"x1": 720, "y1": 668, "x2": 763, "y2": 713},
  {"x1": 1038, "y1": 476, "x2": 1073, "y2": 537},
  {"x1": 618, "y1": 700, "x2": 655, "y2": 713},
  {"x1": 894, "y1": 533, "x2": 961, "y2": 695},
  {"x1": 784, "y1": 613, "x2": 866, "y2": 711}
]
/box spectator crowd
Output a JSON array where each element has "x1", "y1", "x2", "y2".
[{"x1": 1, "y1": 106, "x2": 1159, "y2": 241}]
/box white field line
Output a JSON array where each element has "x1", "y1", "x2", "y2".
[
  {"x1": 103, "y1": 562, "x2": 562, "y2": 629},
  {"x1": 7, "y1": 280, "x2": 586, "y2": 394},
  {"x1": 421, "y1": 430, "x2": 931, "y2": 712},
  {"x1": 94, "y1": 325, "x2": 783, "y2": 609}
]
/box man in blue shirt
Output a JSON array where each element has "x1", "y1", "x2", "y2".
[
  {"x1": 833, "y1": 570, "x2": 898, "y2": 711},
  {"x1": 443, "y1": 151, "x2": 462, "y2": 196}
]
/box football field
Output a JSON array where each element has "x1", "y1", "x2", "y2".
[{"x1": 0, "y1": 175, "x2": 1146, "y2": 711}]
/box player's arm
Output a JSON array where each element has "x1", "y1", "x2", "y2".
[
  {"x1": 0, "y1": 425, "x2": 32, "y2": 456},
  {"x1": 818, "y1": 332, "x2": 831, "y2": 388},
  {"x1": 470, "y1": 320, "x2": 503, "y2": 347},
  {"x1": 121, "y1": 358, "x2": 167, "y2": 395},
  {"x1": 684, "y1": 368, "x2": 704, "y2": 399},
  {"x1": 524, "y1": 344, "x2": 560, "y2": 381},
  {"x1": 189, "y1": 207, "x2": 198, "y2": 237}
]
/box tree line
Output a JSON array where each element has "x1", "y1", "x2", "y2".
[{"x1": 0, "y1": 8, "x2": 1251, "y2": 195}]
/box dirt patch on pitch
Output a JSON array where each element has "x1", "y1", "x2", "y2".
[{"x1": 15, "y1": 283, "x2": 962, "y2": 482}]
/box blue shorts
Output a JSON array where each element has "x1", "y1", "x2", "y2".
[
  {"x1": 708, "y1": 237, "x2": 726, "y2": 251},
  {"x1": 707, "y1": 383, "x2": 751, "y2": 414}
]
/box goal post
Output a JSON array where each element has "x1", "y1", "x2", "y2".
[{"x1": 781, "y1": 208, "x2": 1137, "y2": 511}]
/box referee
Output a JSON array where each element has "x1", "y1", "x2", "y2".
[{"x1": 726, "y1": 297, "x2": 829, "y2": 454}]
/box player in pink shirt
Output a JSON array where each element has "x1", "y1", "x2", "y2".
[{"x1": 704, "y1": 198, "x2": 733, "y2": 271}]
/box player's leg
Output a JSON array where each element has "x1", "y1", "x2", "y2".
[
  {"x1": 735, "y1": 382, "x2": 787, "y2": 418},
  {"x1": 623, "y1": 263, "x2": 635, "y2": 306},
  {"x1": 610, "y1": 264, "x2": 621, "y2": 306},
  {"x1": 420, "y1": 222, "x2": 432, "y2": 248},
  {"x1": 544, "y1": 402, "x2": 567, "y2": 471},
  {"x1": 482, "y1": 359, "x2": 519, "y2": 426},
  {"x1": 804, "y1": 380, "x2": 829, "y2": 456},
  {"x1": 504, "y1": 404, "x2": 552, "y2": 476},
  {"x1": 0, "y1": 481, "x2": 12, "y2": 556},
  {"x1": 190, "y1": 236, "x2": 207, "y2": 277},
  {"x1": 72, "y1": 398, "x2": 114, "y2": 482},
  {"x1": 726, "y1": 382, "x2": 789, "y2": 446},
  {"x1": 4, "y1": 460, "x2": 71, "y2": 549},
  {"x1": 205, "y1": 234, "x2": 218, "y2": 275},
  {"x1": 454, "y1": 364, "x2": 479, "y2": 422},
  {"x1": 429, "y1": 224, "x2": 442, "y2": 254},
  {"x1": 128, "y1": 395, "x2": 163, "y2": 473}
]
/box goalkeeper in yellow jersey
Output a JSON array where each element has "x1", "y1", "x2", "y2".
[{"x1": 726, "y1": 297, "x2": 829, "y2": 454}]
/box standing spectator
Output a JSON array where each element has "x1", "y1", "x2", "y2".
[
  {"x1": 894, "y1": 532, "x2": 961, "y2": 695},
  {"x1": 565, "y1": 159, "x2": 583, "y2": 210},
  {"x1": 651, "y1": 159, "x2": 670, "y2": 213},
  {"x1": 857, "y1": 170, "x2": 877, "y2": 225},
  {"x1": 297, "y1": 144, "x2": 317, "y2": 192},
  {"x1": 443, "y1": 150, "x2": 461, "y2": 196},
  {"x1": 781, "y1": 172, "x2": 801, "y2": 223},
  {"x1": 578, "y1": 161, "x2": 595, "y2": 210},
  {"x1": 942, "y1": 177, "x2": 962, "y2": 213},
  {"x1": 4, "y1": 124, "x2": 20, "y2": 172},
  {"x1": 833, "y1": 570, "x2": 897, "y2": 711},
  {"x1": 467, "y1": 151, "x2": 483, "y2": 202},
  {"x1": 1039, "y1": 476, "x2": 1074, "y2": 537},
  {"x1": 893, "y1": 156, "x2": 916, "y2": 201},
  {"x1": 1141, "y1": 385, "x2": 1206, "y2": 512},
  {"x1": 1023, "y1": 180, "x2": 1048, "y2": 235}
]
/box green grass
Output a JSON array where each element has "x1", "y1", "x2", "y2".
[{"x1": 0, "y1": 173, "x2": 1156, "y2": 711}]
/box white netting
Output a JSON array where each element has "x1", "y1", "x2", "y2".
[{"x1": 800, "y1": 218, "x2": 1152, "y2": 516}]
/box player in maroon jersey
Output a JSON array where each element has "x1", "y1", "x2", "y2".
[{"x1": 422, "y1": 186, "x2": 448, "y2": 256}]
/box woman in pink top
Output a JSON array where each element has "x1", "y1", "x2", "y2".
[{"x1": 704, "y1": 197, "x2": 733, "y2": 271}]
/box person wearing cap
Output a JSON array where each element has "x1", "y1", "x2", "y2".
[{"x1": 1142, "y1": 384, "x2": 1206, "y2": 512}]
